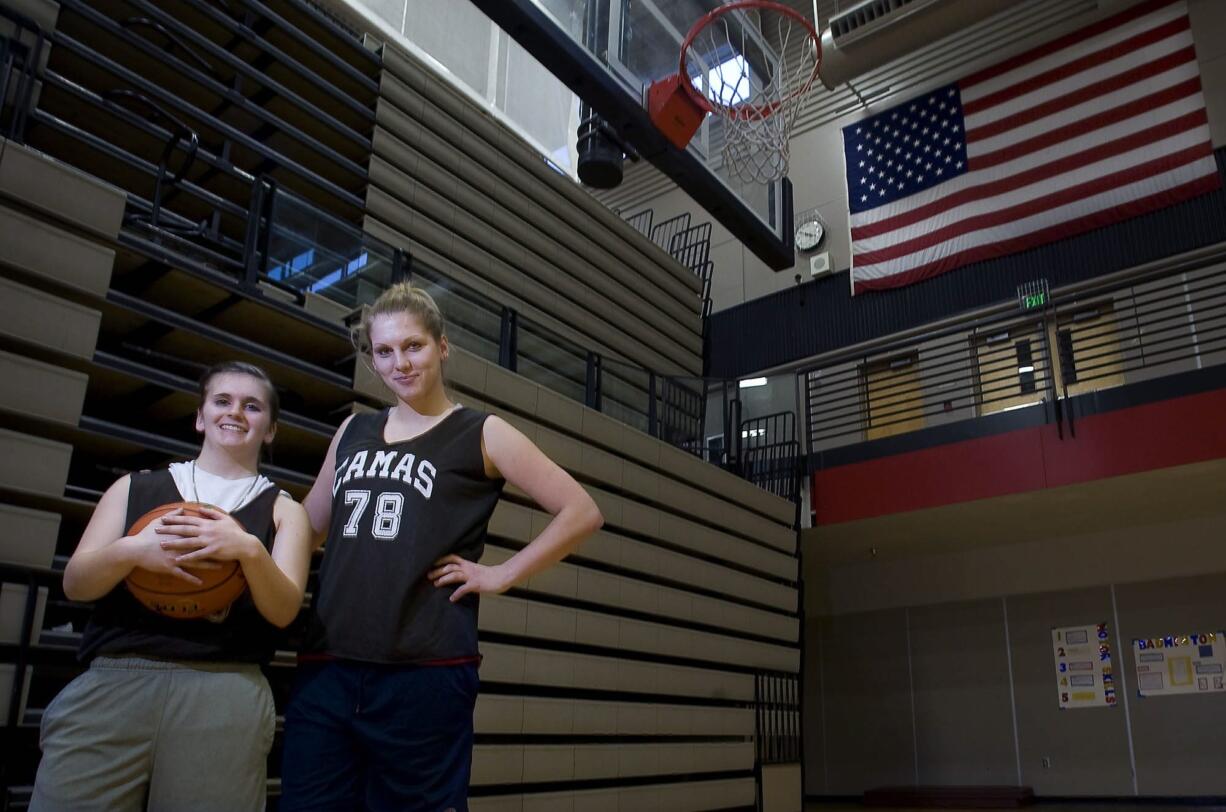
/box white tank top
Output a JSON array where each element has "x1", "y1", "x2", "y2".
[{"x1": 167, "y1": 460, "x2": 275, "y2": 513}]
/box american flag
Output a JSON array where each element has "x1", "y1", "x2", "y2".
[{"x1": 843, "y1": 0, "x2": 1220, "y2": 294}]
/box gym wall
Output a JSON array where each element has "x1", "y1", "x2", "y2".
[
  {"x1": 354, "y1": 344, "x2": 798, "y2": 810},
  {"x1": 597, "y1": 0, "x2": 1226, "y2": 315},
  {"x1": 0, "y1": 0, "x2": 799, "y2": 809},
  {"x1": 0, "y1": 136, "x2": 799, "y2": 807},
  {"x1": 802, "y1": 561, "x2": 1226, "y2": 796},
  {"x1": 317, "y1": 0, "x2": 706, "y2": 378}
]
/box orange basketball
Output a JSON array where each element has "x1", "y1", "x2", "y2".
[{"x1": 124, "y1": 501, "x2": 248, "y2": 620}]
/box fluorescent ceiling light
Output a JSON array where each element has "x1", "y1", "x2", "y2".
[
  {"x1": 739, "y1": 377, "x2": 768, "y2": 388},
  {"x1": 1017, "y1": 366, "x2": 1035, "y2": 374}
]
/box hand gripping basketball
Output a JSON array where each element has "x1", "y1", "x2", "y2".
[{"x1": 124, "y1": 501, "x2": 248, "y2": 619}]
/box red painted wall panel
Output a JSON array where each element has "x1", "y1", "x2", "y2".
[
  {"x1": 812, "y1": 388, "x2": 1226, "y2": 525},
  {"x1": 1039, "y1": 391, "x2": 1226, "y2": 487}
]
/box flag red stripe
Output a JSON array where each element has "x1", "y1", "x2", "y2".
[
  {"x1": 966, "y1": 46, "x2": 1196, "y2": 143},
  {"x1": 852, "y1": 174, "x2": 1222, "y2": 293},
  {"x1": 971, "y1": 77, "x2": 1203, "y2": 169},
  {"x1": 854, "y1": 143, "x2": 1213, "y2": 264},
  {"x1": 853, "y1": 110, "x2": 1209, "y2": 240},
  {"x1": 961, "y1": 16, "x2": 1190, "y2": 116},
  {"x1": 960, "y1": 0, "x2": 1180, "y2": 89}
]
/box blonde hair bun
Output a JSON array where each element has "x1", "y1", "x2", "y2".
[{"x1": 352, "y1": 283, "x2": 446, "y2": 357}]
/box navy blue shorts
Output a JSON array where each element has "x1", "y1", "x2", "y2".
[{"x1": 279, "y1": 660, "x2": 479, "y2": 812}]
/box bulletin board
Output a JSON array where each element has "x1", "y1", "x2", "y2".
[{"x1": 1132, "y1": 631, "x2": 1226, "y2": 696}]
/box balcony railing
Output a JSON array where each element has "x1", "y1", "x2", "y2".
[
  {"x1": 250, "y1": 179, "x2": 801, "y2": 498},
  {"x1": 800, "y1": 246, "x2": 1226, "y2": 455},
  {"x1": 255, "y1": 178, "x2": 809, "y2": 500},
  {"x1": 0, "y1": 0, "x2": 799, "y2": 503}
]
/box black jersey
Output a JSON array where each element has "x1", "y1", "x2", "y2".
[
  {"x1": 309, "y1": 407, "x2": 505, "y2": 664},
  {"x1": 78, "y1": 469, "x2": 282, "y2": 663}
]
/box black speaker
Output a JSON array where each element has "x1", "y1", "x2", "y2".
[{"x1": 576, "y1": 111, "x2": 624, "y2": 189}]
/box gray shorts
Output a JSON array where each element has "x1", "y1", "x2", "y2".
[{"x1": 30, "y1": 655, "x2": 275, "y2": 812}]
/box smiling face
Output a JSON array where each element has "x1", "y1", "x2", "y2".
[
  {"x1": 194, "y1": 372, "x2": 276, "y2": 460},
  {"x1": 369, "y1": 311, "x2": 449, "y2": 406}
]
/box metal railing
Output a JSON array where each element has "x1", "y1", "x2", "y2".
[
  {"x1": 669, "y1": 222, "x2": 712, "y2": 268},
  {"x1": 623, "y1": 207, "x2": 715, "y2": 318},
  {"x1": 669, "y1": 222, "x2": 715, "y2": 317},
  {"x1": 804, "y1": 312, "x2": 1057, "y2": 449},
  {"x1": 649, "y1": 211, "x2": 691, "y2": 249},
  {"x1": 251, "y1": 180, "x2": 766, "y2": 469},
  {"x1": 0, "y1": 0, "x2": 794, "y2": 499},
  {"x1": 740, "y1": 412, "x2": 801, "y2": 502},
  {"x1": 623, "y1": 207, "x2": 653, "y2": 237},
  {"x1": 0, "y1": 7, "x2": 43, "y2": 142},
  {"x1": 15, "y1": 0, "x2": 374, "y2": 261},
  {"x1": 754, "y1": 671, "x2": 800, "y2": 766},
  {"x1": 801, "y1": 248, "x2": 1226, "y2": 454},
  {"x1": 258, "y1": 187, "x2": 805, "y2": 501}
]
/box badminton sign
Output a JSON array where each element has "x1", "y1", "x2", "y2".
[{"x1": 1132, "y1": 632, "x2": 1226, "y2": 696}]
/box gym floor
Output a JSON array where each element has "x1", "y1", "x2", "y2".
[{"x1": 805, "y1": 805, "x2": 1226, "y2": 812}]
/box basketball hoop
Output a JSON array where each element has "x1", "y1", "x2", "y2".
[{"x1": 648, "y1": 1, "x2": 822, "y2": 185}]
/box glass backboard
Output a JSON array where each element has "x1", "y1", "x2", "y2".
[{"x1": 469, "y1": 0, "x2": 800, "y2": 269}]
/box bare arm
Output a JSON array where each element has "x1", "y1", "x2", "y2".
[
  {"x1": 63, "y1": 476, "x2": 209, "y2": 602},
  {"x1": 430, "y1": 415, "x2": 603, "y2": 601},
  {"x1": 300, "y1": 414, "x2": 354, "y2": 549},
  {"x1": 255, "y1": 496, "x2": 314, "y2": 626}
]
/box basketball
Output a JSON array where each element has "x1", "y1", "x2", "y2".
[{"x1": 124, "y1": 501, "x2": 248, "y2": 619}]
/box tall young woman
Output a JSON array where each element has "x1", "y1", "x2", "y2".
[
  {"x1": 280, "y1": 283, "x2": 603, "y2": 812},
  {"x1": 31, "y1": 361, "x2": 313, "y2": 812}
]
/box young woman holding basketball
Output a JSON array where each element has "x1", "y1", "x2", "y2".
[
  {"x1": 31, "y1": 361, "x2": 313, "y2": 812},
  {"x1": 280, "y1": 283, "x2": 603, "y2": 812}
]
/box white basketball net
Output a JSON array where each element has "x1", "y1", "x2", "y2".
[{"x1": 683, "y1": 6, "x2": 820, "y2": 185}]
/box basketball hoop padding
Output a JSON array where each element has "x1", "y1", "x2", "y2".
[{"x1": 648, "y1": 74, "x2": 707, "y2": 150}]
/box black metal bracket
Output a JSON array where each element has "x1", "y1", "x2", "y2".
[
  {"x1": 498, "y1": 307, "x2": 519, "y2": 372},
  {"x1": 5, "y1": 573, "x2": 37, "y2": 730},
  {"x1": 242, "y1": 175, "x2": 276, "y2": 291},
  {"x1": 647, "y1": 371, "x2": 658, "y2": 438},
  {"x1": 0, "y1": 5, "x2": 44, "y2": 144},
  {"x1": 119, "y1": 16, "x2": 216, "y2": 76},
  {"x1": 727, "y1": 397, "x2": 743, "y2": 475},
  {"x1": 104, "y1": 89, "x2": 202, "y2": 233},
  {"x1": 585, "y1": 351, "x2": 602, "y2": 410},
  {"x1": 390, "y1": 248, "x2": 411, "y2": 285},
  {"x1": 1039, "y1": 306, "x2": 1064, "y2": 441}
]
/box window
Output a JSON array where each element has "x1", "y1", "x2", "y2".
[{"x1": 695, "y1": 54, "x2": 751, "y2": 106}]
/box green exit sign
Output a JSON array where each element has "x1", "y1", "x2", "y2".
[{"x1": 1017, "y1": 279, "x2": 1050, "y2": 311}]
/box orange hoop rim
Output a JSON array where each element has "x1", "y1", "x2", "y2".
[{"x1": 678, "y1": 0, "x2": 822, "y2": 122}]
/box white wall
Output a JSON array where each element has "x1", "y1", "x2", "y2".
[
  {"x1": 1193, "y1": 0, "x2": 1226, "y2": 142},
  {"x1": 630, "y1": 0, "x2": 1226, "y2": 315},
  {"x1": 342, "y1": 0, "x2": 581, "y2": 172}
]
